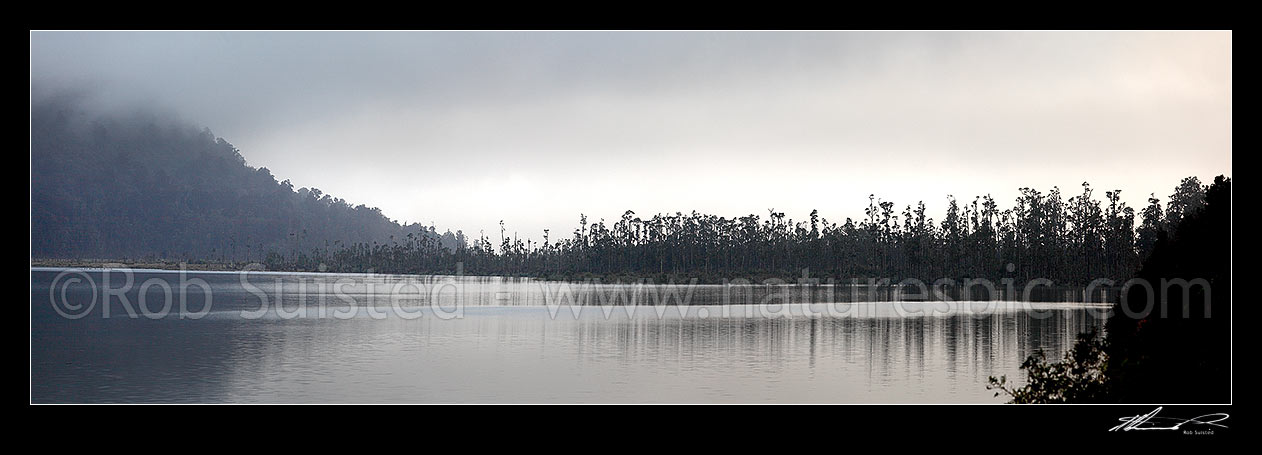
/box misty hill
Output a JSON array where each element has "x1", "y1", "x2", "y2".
[{"x1": 31, "y1": 93, "x2": 465, "y2": 261}]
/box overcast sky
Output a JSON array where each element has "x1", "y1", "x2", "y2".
[{"x1": 30, "y1": 31, "x2": 1232, "y2": 240}]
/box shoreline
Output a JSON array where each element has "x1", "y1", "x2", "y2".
[
  {"x1": 31, "y1": 258, "x2": 252, "y2": 272},
  {"x1": 30, "y1": 259, "x2": 1129, "y2": 301}
]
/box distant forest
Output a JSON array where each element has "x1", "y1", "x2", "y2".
[
  {"x1": 31, "y1": 95, "x2": 1225, "y2": 285},
  {"x1": 273, "y1": 176, "x2": 1215, "y2": 285}
]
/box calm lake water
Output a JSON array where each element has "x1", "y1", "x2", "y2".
[{"x1": 30, "y1": 268, "x2": 1109, "y2": 403}]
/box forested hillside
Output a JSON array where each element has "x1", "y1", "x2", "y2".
[{"x1": 31, "y1": 93, "x2": 460, "y2": 260}]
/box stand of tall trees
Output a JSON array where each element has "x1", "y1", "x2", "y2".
[{"x1": 269, "y1": 176, "x2": 1219, "y2": 286}]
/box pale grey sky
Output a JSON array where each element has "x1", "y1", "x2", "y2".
[{"x1": 30, "y1": 31, "x2": 1232, "y2": 239}]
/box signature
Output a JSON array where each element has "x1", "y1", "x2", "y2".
[{"x1": 1109, "y1": 407, "x2": 1229, "y2": 432}]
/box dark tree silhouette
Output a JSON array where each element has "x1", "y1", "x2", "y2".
[
  {"x1": 1106, "y1": 175, "x2": 1230, "y2": 403},
  {"x1": 988, "y1": 175, "x2": 1231, "y2": 403}
]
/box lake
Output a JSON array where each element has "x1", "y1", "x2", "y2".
[{"x1": 30, "y1": 268, "x2": 1110, "y2": 403}]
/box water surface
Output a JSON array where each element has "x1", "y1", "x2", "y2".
[{"x1": 31, "y1": 269, "x2": 1108, "y2": 403}]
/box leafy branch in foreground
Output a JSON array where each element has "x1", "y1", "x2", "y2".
[{"x1": 987, "y1": 329, "x2": 1110, "y2": 403}]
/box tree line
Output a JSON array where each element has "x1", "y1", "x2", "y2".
[{"x1": 269, "y1": 176, "x2": 1215, "y2": 286}]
